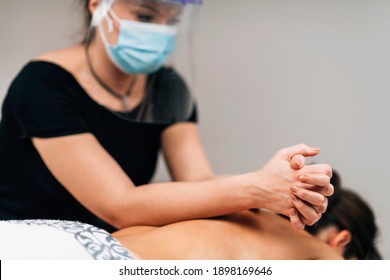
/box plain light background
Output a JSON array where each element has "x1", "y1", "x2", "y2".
[{"x1": 0, "y1": 0, "x2": 389, "y2": 259}]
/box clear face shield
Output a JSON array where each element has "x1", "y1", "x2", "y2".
[{"x1": 89, "y1": 0, "x2": 203, "y2": 124}]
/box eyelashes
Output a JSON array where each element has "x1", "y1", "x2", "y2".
[{"x1": 136, "y1": 13, "x2": 156, "y2": 23}]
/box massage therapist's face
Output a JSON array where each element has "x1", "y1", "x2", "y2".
[{"x1": 89, "y1": 0, "x2": 182, "y2": 45}]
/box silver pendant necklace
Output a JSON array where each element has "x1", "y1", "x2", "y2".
[{"x1": 85, "y1": 46, "x2": 136, "y2": 111}]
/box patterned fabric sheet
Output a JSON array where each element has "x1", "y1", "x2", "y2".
[{"x1": 0, "y1": 219, "x2": 136, "y2": 260}]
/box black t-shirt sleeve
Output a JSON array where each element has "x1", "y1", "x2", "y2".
[
  {"x1": 186, "y1": 101, "x2": 198, "y2": 123},
  {"x1": 6, "y1": 65, "x2": 89, "y2": 139},
  {"x1": 152, "y1": 67, "x2": 199, "y2": 124}
]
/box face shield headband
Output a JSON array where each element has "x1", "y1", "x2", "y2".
[
  {"x1": 158, "y1": 0, "x2": 203, "y2": 4},
  {"x1": 91, "y1": 0, "x2": 203, "y2": 27}
]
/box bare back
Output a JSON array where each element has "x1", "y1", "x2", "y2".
[{"x1": 113, "y1": 210, "x2": 343, "y2": 260}]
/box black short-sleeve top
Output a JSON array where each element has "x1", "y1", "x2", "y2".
[{"x1": 0, "y1": 61, "x2": 197, "y2": 232}]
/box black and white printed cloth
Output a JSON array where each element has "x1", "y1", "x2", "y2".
[{"x1": 0, "y1": 219, "x2": 135, "y2": 260}]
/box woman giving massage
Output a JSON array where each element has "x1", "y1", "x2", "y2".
[{"x1": 0, "y1": 0, "x2": 333, "y2": 232}]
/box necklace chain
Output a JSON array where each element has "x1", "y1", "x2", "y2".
[{"x1": 85, "y1": 46, "x2": 137, "y2": 111}]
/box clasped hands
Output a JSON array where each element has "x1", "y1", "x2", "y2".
[{"x1": 257, "y1": 144, "x2": 334, "y2": 230}]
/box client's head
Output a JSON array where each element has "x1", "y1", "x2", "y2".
[{"x1": 306, "y1": 170, "x2": 382, "y2": 260}]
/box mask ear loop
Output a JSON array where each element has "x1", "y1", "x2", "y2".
[
  {"x1": 91, "y1": 0, "x2": 112, "y2": 27},
  {"x1": 108, "y1": 9, "x2": 122, "y2": 26},
  {"x1": 97, "y1": 15, "x2": 114, "y2": 48},
  {"x1": 106, "y1": 9, "x2": 122, "y2": 33},
  {"x1": 97, "y1": 8, "x2": 123, "y2": 48},
  {"x1": 88, "y1": 0, "x2": 115, "y2": 47},
  {"x1": 106, "y1": 16, "x2": 114, "y2": 33}
]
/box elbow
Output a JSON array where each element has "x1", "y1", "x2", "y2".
[
  {"x1": 102, "y1": 199, "x2": 142, "y2": 230},
  {"x1": 102, "y1": 204, "x2": 139, "y2": 230},
  {"x1": 107, "y1": 216, "x2": 126, "y2": 230},
  {"x1": 99, "y1": 189, "x2": 163, "y2": 229},
  {"x1": 104, "y1": 213, "x2": 138, "y2": 230},
  {"x1": 97, "y1": 203, "x2": 133, "y2": 230}
]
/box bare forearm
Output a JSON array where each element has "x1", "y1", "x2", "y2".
[{"x1": 114, "y1": 172, "x2": 261, "y2": 228}]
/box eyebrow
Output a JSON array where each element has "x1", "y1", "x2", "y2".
[
  {"x1": 137, "y1": 2, "x2": 182, "y2": 19},
  {"x1": 139, "y1": 3, "x2": 160, "y2": 14}
]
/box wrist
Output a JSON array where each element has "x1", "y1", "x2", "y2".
[
  {"x1": 248, "y1": 170, "x2": 287, "y2": 216},
  {"x1": 240, "y1": 171, "x2": 268, "y2": 209}
]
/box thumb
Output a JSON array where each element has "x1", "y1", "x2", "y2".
[
  {"x1": 291, "y1": 154, "x2": 305, "y2": 170},
  {"x1": 279, "y1": 144, "x2": 321, "y2": 159}
]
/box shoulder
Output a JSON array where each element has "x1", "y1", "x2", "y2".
[
  {"x1": 153, "y1": 67, "x2": 192, "y2": 105},
  {"x1": 34, "y1": 45, "x2": 85, "y2": 75},
  {"x1": 8, "y1": 44, "x2": 84, "y2": 90},
  {"x1": 154, "y1": 67, "x2": 188, "y2": 87},
  {"x1": 152, "y1": 67, "x2": 197, "y2": 123},
  {"x1": 3, "y1": 52, "x2": 85, "y2": 118},
  {"x1": 6, "y1": 61, "x2": 75, "y2": 105},
  {"x1": 152, "y1": 67, "x2": 190, "y2": 95},
  {"x1": 8, "y1": 45, "x2": 86, "y2": 97}
]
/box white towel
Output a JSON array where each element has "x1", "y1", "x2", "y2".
[{"x1": 0, "y1": 219, "x2": 134, "y2": 260}]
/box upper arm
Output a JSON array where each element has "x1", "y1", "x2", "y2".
[
  {"x1": 161, "y1": 122, "x2": 214, "y2": 182},
  {"x1": 32, "y1": 133, "x2": 136, "y2": 228}
]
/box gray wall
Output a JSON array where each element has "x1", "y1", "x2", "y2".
[{"x1": 1, "y1": 0, "x2": 389, "y2": 259}]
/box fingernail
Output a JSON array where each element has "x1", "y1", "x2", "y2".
[
  {"x1": 299, "y1": 175, "x2": 308, "y2": 182},
  {"x1": 311, "y1": 147, "x2": 321, "y2": 152},
  {"x1": 290, "y1": 186, "x2": 299, "y2": 193},
  {"x1": 293, "y1": 160, "x2": 301, "y2": 167}
]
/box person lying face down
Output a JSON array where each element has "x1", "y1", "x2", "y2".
[{"x1": 113, "y1": 171, "x2": 382, "y2": 260}]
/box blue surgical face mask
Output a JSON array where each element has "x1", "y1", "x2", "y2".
[{"x1": 98, "y1": 10, "x2": 177, "y2": 75}]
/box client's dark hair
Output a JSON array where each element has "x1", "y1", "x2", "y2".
[{"x1": 306, "y1": 170, "x2": 382, "y2": 260}]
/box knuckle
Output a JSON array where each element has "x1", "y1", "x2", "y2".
[
  {"x1": 324, "y1": 176, "x2": 331, "y2": 184},
  {"x1": 315, "y1": 204, "x2": 327, "y2": 214},
  {"x1": 292, "y1": 154, "x2": 303, "y2": 162},
  {"x1": 327, "y1": 184, "x2": 335, "y2": 196},
  {"x1": 291, "y1": 219, "x2": 299, "y2": 227},
  {"x1": 317, "y1": 195, "x2": 326, "y2": 205},
  {"x1": 299, "y1": 143, "x2": 309, "y2": 151},
  {"x1": 317, "y1": 175, "x2": 331, "y2": 186},
  {"x1": 300, "y1": 191, "x2": 317, "y2": 204},
  {"x1": 293, "y1": 197, "x2": 303, "y2": 207},
  {"x1": 324, "y1": 165, "x2": 333, "y2": 177},
  {"x1": 307, "y1": 214, "x2": 321, "y2": 226},
  {"x1": 292, "y1": 220, "x2": 305, "y2": 230},
  {"x1": 299, "y1": 192, "x2": 309, "y2": 202}
]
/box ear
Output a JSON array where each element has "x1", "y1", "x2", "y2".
[
  {"x1": 329, "y1": 229, "x2": 352, "y2": 250},
  {"x1": 90, "y1": 0, "x2": 114, "y2": 28},
  {"x1": 89, "y1": 0, "x2": 102, "y2": 15}
]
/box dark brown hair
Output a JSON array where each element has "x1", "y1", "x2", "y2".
[
  {"x1": 306, "y1": 170, "x2": 382, "y2": 260},
  {"x1": 80, "y1": 0, "x2": 93, "y2": 43}
]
